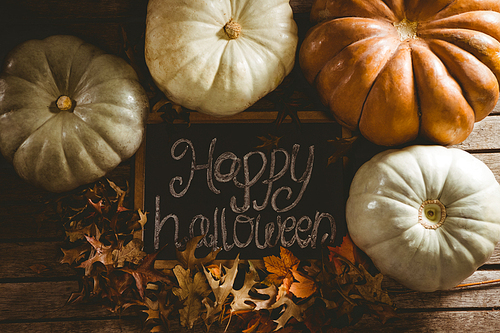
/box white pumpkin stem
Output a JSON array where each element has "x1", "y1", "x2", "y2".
[
  {"x1": 56, "y1": 95, "x2": 73, "y2": 111},
  {"x1": 418, "y1": 199, "x2": 446, "y2": 229},
  {"x1": 224, "y1": 19, "x2": 242, "y2": 39}
]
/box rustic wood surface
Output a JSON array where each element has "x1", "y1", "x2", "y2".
[{"x1": 2, "y1": 0, "x2": 500, "y2": 332}]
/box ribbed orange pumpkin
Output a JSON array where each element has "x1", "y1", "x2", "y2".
[{"x1": 300, "y1": 0, "x2": 500, "y2": 146}]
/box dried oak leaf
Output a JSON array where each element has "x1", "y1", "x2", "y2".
[
  {"x1": 355, "y1": 265, "x2": 392, "y2": 306},
  {"x1": 203, "y1": 255, "x2": 240, "y2": 326},
  {"x1": 122, "y1": 249, "x2": 173, "y2": 299},
  {"x1": 65, "y1": 223, "x2": 96, "y2": 242},
  {"x1": 327, "y1": 136, "x2": 358, "y2": 166},
  {"x1": 255, "y1": 134, "x2": 282, "y2": 150},
  {"x1": 172, "y1": 265, "x2": 211, "y2": 329},
  {"x1": 78, "y1": 235, "x2": 115, "y2": 274},
  {"x1": 270, "y1": 294, "x2": 315, "y2": 331},
  {"x1": 113, "y1": 238, "x2": 146, "y2": 267},
  {"x1": 289, "y1": 269, "x2": 317, "y2": 299},
  {"x1": 60, "y1": 243, "x2": 90, "y2": 265},
  {"x1": 264, "y1": 247, "x2": 300, "y2": 286},
  {"x1": 230, "y1": 261, "x2": 260, "y2": 312},
  {"x1": 176, "y1": 235, "x2": 221, "y2": 271}
]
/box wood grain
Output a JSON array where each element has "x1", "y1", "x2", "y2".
[{"x1": 348, "y1": 310, "x2": 500, "y2": 332}]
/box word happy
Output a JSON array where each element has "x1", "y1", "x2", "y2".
[{"x1": 154, "y1": 138, "x2": 336, "y2": 252}]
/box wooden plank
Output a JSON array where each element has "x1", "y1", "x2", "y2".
[
  {"x1": 0, "y1": 242, "x2": 74, "y2": 280},
  {"x1": 386, "y1": 270, "x2": 500, "y2": 309},
  {"x1": 471, "y1": 152, "x2": 500, "y2": 184},
  {"x1": 0, "y1": 22, "x2": 145, "y2": 62},
  {"x1": 0, "y1": 318, "x2": 143, "y2": 333},
  {"x1": 487, "y1": 243, "x2": 500, "y2": 264},
  {"x1": 348, "y1": 310, "x2": 500, "y2": 332},
  {"x1": 0, "y1": 0, "x2": 147, "y2": 23},
  {"x1": 2, "y1": 310, "x2": 500, "y2": 333},
  {"x1": 0, "y1": 161, "x2": 132, "y2": 241},
  {"x1": 0, "y1": 281, "x2": 124, "y2": 321},
  {"x1": 453, "y1": 115, "x2": 500, "y2": 151},
  {"x1": 0, "y1": 0, "x2": 313, "y2": 24}
]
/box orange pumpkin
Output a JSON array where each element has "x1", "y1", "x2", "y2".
[{"x1": 299, "y1": 0, "x2": 500, "y2": 146}]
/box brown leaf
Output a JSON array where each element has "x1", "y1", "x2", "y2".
[
  {"x1": 65, "y1": 223, "x2": 95, "y2": 242},
  {"x1": 112, "y1": 238, "x2": 146, "y2": 267},
  {"x1": 270, "y1": 294, "x2": 314, "y2": 331},
  {"x1": 78, "y1": 235, "x2": 115, "y2": 274},
  {"x1": 355, "y1": 266, "x2": 392, "y2": 305},
  {"x1": 255, "y1": 134, "x2": 282, "y2": 150},
  {"x1": 29, "y1": 264, "x2": 49, "y2": 274},
  {"x1": 172, "y1": 265, "x2": 211, "y2": 329},
  {"x1": 60, "y1": 243, "x2": 90, "y2": 265},
  {"x1": 122, "y1": 248, "x2": 174, "y2": 299},
  {"x1": 176, "y1": 235, "x2": 221, "y2": 271},
  {"x1": 289, "y1": 270, "x2": 317, "y2": 299},
  {"x1": 327, "y1": 136, "x2": 358, "y2": 165}
]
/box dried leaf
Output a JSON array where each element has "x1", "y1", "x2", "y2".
[
  {"x1": 203, "y1": 255, "x2": 240, "y2": 326},
  {"x1": 122, "y1": 249, "x2": 173, "y2": 299},
  {"x1": 289, "y1": 270, "x2": 317, "y2": 299},
  {"x1": 65, "y1": 223, "x2": 95, "y2": 242},
  {"x1": 355, "y1": 266, "x2": 392, "y2": 305},
  {"x1": 29, "y1": 264, "x2": 49, "y2": 274},
  {"x1": 255, "y1": 134, "x2": 282, "y2": 150},
  {"x1": 327, "y1": 136, "x2": 358, "y2": 165},
  {"x1": 60, "y1": 243, "x2": 90, "y2": 265},
  {"x1": 270, "y1": 294, "x2": 314, "y2": 331},
  {"x1": 112, "y1": 238, "x2": 146, "y2": 267},
  {"x1": 172, "y1": 265, "x2": 211, "y2": 329},
  {"x1": 78, "y1": 235, "x2": 115, "y2": 274},
  {"x1": 176, "y1": 235, "x2": 221, "y2": 271},
  {"x1": 328, "y1": 235, "x2": 358, "y2": 274},
  {"x1": 263, "y1": 247, "x2": 300, "y2": 285},
  {"x1": 230, "y1": 261, "x2": 260, "y2": 312}
]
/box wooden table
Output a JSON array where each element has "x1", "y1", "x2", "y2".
[{"x1": 2, "y1": 0, "x2": 500, "y2": 332}]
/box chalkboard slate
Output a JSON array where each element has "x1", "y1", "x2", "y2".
[{"x1": 143, "y1": 119, "x2": 346, "y2": 260}]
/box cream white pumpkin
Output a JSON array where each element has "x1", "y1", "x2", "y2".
[
  {"x1": 0, "y1": 35, "x2": 149, "y2": 193},
  {"x1": 346, "y1": 145, "x2": 500, "y2": 292},
  {"x1": 144, "y1": 0, "x2": 298, "y2": 117}
]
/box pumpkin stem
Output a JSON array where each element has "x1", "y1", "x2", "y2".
[
  {"x1": 393, "y1": 18, "x2": 418, "y2": 41},
  {"x1": 418, "y1": 200, "x2": 446, "y2": 230},
  {"x1": 224, "y1": 19, "x2": 242, "y2": 39},
  {"x1": 56, "y1": 95, "x2": 73, "y2": 111}
]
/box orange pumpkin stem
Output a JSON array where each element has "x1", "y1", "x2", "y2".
[
  {"x1": 224, "y1": 19, "x2": 242, "y2": 39},
  {"x1": 56, "y1": 95, "x2": 73, "y2": 111}
]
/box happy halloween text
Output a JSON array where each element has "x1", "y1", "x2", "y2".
[{"x1": 153, "y1": 138, "x2": 336, "y2": 251}]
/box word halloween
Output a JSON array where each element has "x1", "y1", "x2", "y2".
[{"x1": 154, "y1": 138, "x2": 336, "y2": 252}]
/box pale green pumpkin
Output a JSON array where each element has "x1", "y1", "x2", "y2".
[
  {"x1": 0, "y1": 35, "x2": 149, "y2": 192},
  {"x1": 346, "y1": 145, "x2": 500, "y2": 292}
]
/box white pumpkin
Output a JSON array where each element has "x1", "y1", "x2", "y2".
[
  {"x1": 346, "y1": 145, "x2": 500, "y2": 292},
  {"x1": 0, "y1": 35, "x2": 149, "y2": 193},
  {"x1": 144, "y1": 0, "x2": 298, "y2": 117}
]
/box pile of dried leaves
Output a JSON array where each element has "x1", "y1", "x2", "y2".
[{"x1": 58, "y1": 179, "x2": 396, "y2": 332}]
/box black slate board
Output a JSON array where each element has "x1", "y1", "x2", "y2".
[{"x1": 143, "y1": 120, "x2": 346, "y2": 260}]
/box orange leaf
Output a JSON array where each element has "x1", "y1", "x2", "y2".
[
  {"x1": 328, "y1": 235, "x2": 356, "y2": 273},
  {"x1": 263, "y1": 247, "x2": 300, "y2": 283},
  {"x1": 289, "y1": 270, "x2": 317, "y2": 299}
]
